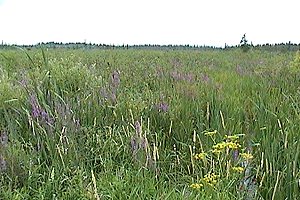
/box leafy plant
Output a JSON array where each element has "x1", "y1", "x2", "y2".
[{"x1": 240, "y1": 34, "x2": 250, "y2": 53}]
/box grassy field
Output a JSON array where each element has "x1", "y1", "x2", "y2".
[{"x1": 0, "y1": 48, "x2": 299, "y2": 199}]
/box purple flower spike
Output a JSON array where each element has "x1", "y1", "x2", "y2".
[
  {"x1": 111, "y1": 70, "x2": 120, "y2": 88},
  {"x1": 170, "y1": 70, "x2": 181, "y2": 81},
  {"x1": 141, "y1": 137, "x2": 148, "y2": 150},
  {"x1": 130, "y1": 137, "x2": 138, "y2": 152},
  {"x1": 185, "y1": 73, "x2": 194, "y2": 82},
  {"x1": 30, "y1": 94, "x2": 41, "y2": 118},
  {"x1": 41, "y1": 110, "x2": 48, "y2": 120},
  {"x1": 155, "y1": 95, "x2": 169, "y2": 113},
  {"x1": 233, "y1": 149, "x2": 239, "y2": 161},
  {"x1": 202, "y1": 74, "x2": 210, "y2": 83},
  {"x1": 110, "y1": 91, "x2": 117, "y2": 104},
  {"x1": 135, "y1": 121, "x2": 141, "y2": 135},
  {"x1": 156, "y1": 102, "x2": 169, "y2": 113},
  {"x1": 0, "y1": 155, "x2": 7, "y2": 172},
  {"x1": 29, "y1": 94, "x2": 53, "y2": 125},
  {"x1": 0, "y1": 131, "x2": 8, "y2": 147},
  {"x1": 236, "y1": 65, "x2": 245, "y2": 75},
  {"x1": 19, "y1": 70, "x2": 29, "y2": 88}
]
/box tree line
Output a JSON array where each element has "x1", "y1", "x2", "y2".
[{"x1": 1, "y1": 40, "x2": 300, "y2": 52}]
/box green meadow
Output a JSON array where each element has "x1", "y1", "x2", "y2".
[{"x1": 0, "y1": 48, "x2": 300, "y2": 199}]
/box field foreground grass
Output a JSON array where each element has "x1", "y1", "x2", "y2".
[{"x1": 0, "y1": 48, "x2": 300, "y2": 199}]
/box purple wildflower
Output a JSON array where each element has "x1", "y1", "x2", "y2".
[
  {"x1": 236, "y1": 65, "x2": 245, "y2": 75},
  {"x1": 170, "y1": 70, "x2": 181, "y2": 81},
  {"x1": 19, "y1": 78, "x2": 28, "y2": 88},
  {"x1": 134, "y1": 121, "x2": 141, "y2": 136},
  {"x1": 0, "y1": 155, "x2": 6, "y2": 172},
  {"x1": 111, "y1": 70, "x2": 120, "y2": 88},
  {"x1": 155, "y1": 67, "x2": 164, "y2": 78},
  {"x1": 130, "y1": 137, "x2": 138, "y2": 154},
  {"x1": 30, "y1": 94, "x2": 42, "y2": 118},
  {"x1": 130, "y1": 135, "x2": 140, "y2": 162},
  {"x1": 171, "y1": 58, "x2": 182, "y2": 68},
  {"x1": 155, "y1": 95, "x2": 169, "y2": 113},
  {"x1": 19, "y1": 70, "x2": 29, "y2": 88},
  {"x1": 41, "y1": 110, "x2": 49, "y2": 121},
  {"x1": 156, "y1": 102, "x2": 169, "y2": 113},
  {"x1": 99, "y1": 87, "x2": 117, "y2": 104},
  {"x1": 201, "y1": 74, "x2": 210, "y2": 83},
  {"x1": 110, "y1": 90, "x2": 117, "y2": 104},
  {"x1": 29, "y1": 94, "x2": 53, "y2": 125},
  {"x1": 170, "y1": 70, "x2": 195, "y2": 83},
  {"x1": 0, "y1": 131, "x2": 8, "y2": 147},
  {"x1": 141, "y1": 137, "x2": 148, "y2": 150},
  {"x1": 184, "y1": 73, "x2": 194, "y2": 82},
  {"x1": 58, "y1": 103, "x2": 71, "y2": 120},
  {"x1": 233, "y1": 149, "x2": 239, "y2": 161},
  {"x1": 100, "y1": 70, "x2": 121, "y2": 105}
]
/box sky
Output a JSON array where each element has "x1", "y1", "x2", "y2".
[{"x1": 0, "y1": 0, "x2": 299, "y2": 47}]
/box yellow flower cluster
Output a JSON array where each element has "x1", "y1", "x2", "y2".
[
  {"x1": 204, "y1": 130, "x2": 217, "y2": 137},
  {"x1": 202, "y1": 173, "x2": 220, "y2": 187},
  {"x1": 212, "y1": 141, "x2": 241, "y2": 154},
  {"x1": 189, "y1": 130, "x2": 254, "y2": 190},
  {"x1": 226, "y1": 142, "x2": 241, "y2": 149},
  {"x1": 240, "y1": 152, "x2": 254, "y2": 160},
  {"x1": 224, "y1": 134, "x2": 239, "y2": 141},
  {"x1": 190, "y1": 183, "x2": 203, "y2": 189},
  {"x1": 194, "y1": 152, "x2": 207, "y2": 160},
  {"x1": 232, "y1": 166, "x2": 244, "y2": 173},
  {"x1": 212, "y1": 142, "x2": 227, "y2": 150},
  {"x1": 212, "y1": 148, "x2": 223, "y2": 154}
]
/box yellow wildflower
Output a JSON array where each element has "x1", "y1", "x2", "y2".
[
  {"x1": 213, "y1": 141, "x2": 227, "y2": 150},
  {"x1": 240, "y1": 152, "x2": 254, "y2": 160},
  {"x1": 190, "y1": 183, "x2": 203, "y2": 189},
  {"x1": 226, "y1": 142, "x2": 241, "y2": 149},
  {"x1": 225, "y1": 134, "x2": 239, "y2": 141},
  {"x1": 202, "y1": 173, "x2": 219, "y2": 187},
  {"x1": 212, "y1": 141, "x2": 241, "y2": 151},
  {"x1": 204, "y1": 130, "x2": 217, "y2": 137},
  {"x1": 225, "y1": 134, "x2": 244, "y2": 141},
  {"x1": 232, "y1": 166, "x2": 245, "y2": 173},
  {"x1": 212, "y1": 148, "x2": 223, "y2": 154},
  {"x1": 194, "y1": 152, "x2": 207, "y2": 160}
]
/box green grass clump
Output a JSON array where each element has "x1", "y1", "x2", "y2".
[
  {"x1": 0, "y1": 68, "x2": 25, "y2": 110},
  {"x1": 0, "y1": 48, "x2": 299, "y2": 199}
]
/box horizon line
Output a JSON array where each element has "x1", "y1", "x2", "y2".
[{"x1": 1, "y1": 40, "x2": 300, "y2": 48}]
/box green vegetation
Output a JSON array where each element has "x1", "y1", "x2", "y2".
[
  {"x1": 240, "y1": 34, "x2": 251, "y2": 53},
  {"x1": 0, "y1": 48, "x2": 299, "y2": 199}
]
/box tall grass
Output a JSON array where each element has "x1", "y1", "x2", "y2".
[{"x1": 0, "y1": 48, "x2": 299, "y2": 199}]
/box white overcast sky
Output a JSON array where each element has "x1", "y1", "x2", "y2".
[{"x1": 0, "y1": 0, "x2": 299, "y2": 47}]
